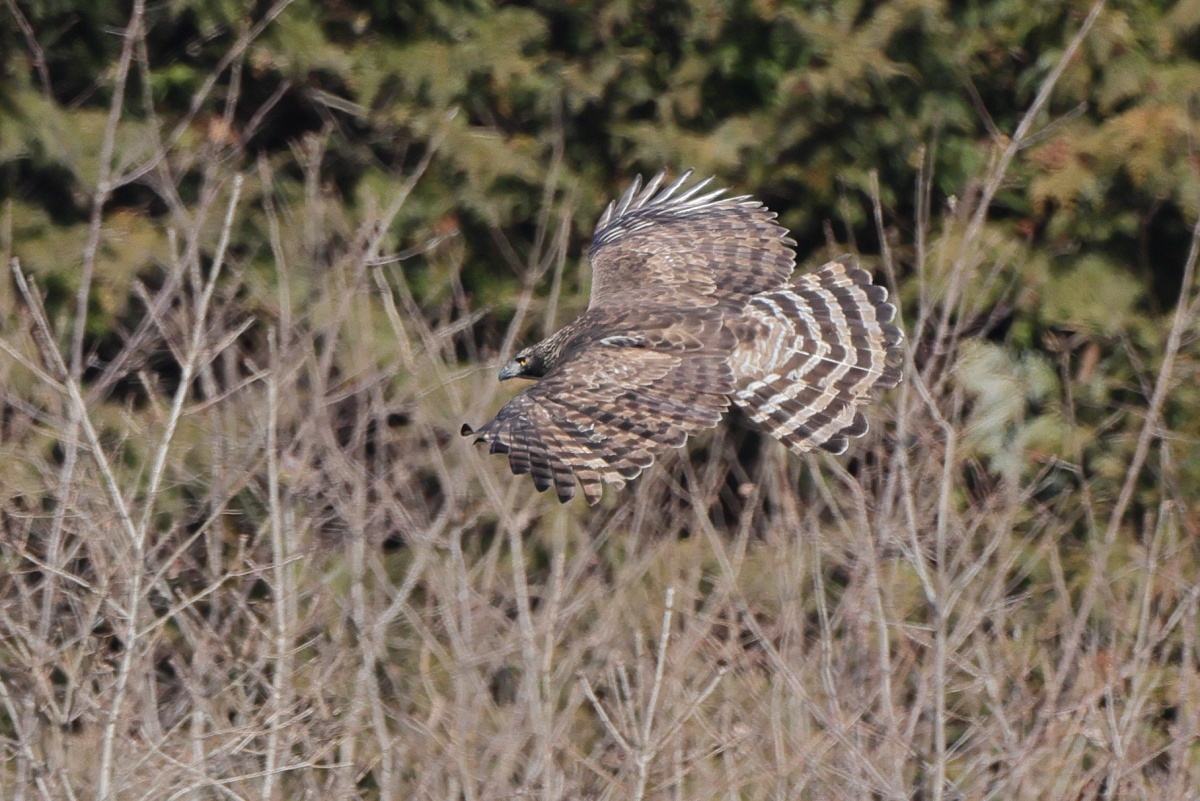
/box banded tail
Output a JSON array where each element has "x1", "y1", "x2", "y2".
[{"x1": 730, "y1": 256, "x2": 904, "y2": 455}]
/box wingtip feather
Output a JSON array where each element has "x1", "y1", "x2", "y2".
[
  {"x1": 614, "y1": 174, "x2": 643, "y2": 219},
  {"x1": 657, "y1": 169, "x2": 695, "y2": 203},
  {"x1": 673, "y1": 175, "x2": 717, "y2": 204}
]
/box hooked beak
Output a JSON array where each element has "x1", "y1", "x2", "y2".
[{"x1": 498, "y1": 360, "x2": 521, "y2": 381}]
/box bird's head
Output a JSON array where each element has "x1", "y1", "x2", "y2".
[{"x1": 499, "y1": 345, "x2": 548, "y2": 381}]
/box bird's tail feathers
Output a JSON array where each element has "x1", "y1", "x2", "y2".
[{"x1": 731, "y1": 255, "x2": 903, "y2": 455}]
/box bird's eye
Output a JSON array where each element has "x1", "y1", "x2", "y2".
[{"x1": 517, "y1": 357, "x2": 527, "y2": 367}]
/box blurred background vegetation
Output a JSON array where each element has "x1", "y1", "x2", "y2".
[
  {"x1": 3, "y1": 0, "x2": 1200, "y2": 798},
  {"x1": 5, "y1": 0, "x2": 1200, "y2": 484}
]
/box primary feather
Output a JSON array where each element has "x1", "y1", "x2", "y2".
[{"x1": 463, "y1": 171, "x2": 904, "y2": 504}]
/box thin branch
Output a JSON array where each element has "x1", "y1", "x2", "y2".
[
  {"x1": 928, "y1": 0, "x2": 1105, "y2": 365},
  {"x1": 4, "y1": 0, "x2": 53, "y2": 97}
]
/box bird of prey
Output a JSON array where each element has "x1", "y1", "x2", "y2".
[{"x1": 462, "y1": 170, "x2": 903, "y2": 504}]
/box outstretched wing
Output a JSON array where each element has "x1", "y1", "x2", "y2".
[
  {"x1": 587, "y1": 170, "x2": 796, "y2": 310},
  {"x1": 463, "y1": 345, "x2": 733, "y2": 505}
]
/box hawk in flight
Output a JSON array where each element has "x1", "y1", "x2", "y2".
[{"x1": 462, "y1": 171, "x2": 903, "y2": 504}]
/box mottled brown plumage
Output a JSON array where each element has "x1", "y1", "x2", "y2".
[{"x1": 462, "y1": 171, "x2": 904, "y2": 504}]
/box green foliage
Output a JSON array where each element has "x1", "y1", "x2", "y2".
[
  {"x1": 1, "y1": 0, "x2": 1196, "y2": 553},
  {"x1": 3, "y1": 0, "x2": 1200, "y2": 796}
]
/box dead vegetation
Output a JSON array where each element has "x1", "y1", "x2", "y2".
[{"x1": 3, "y1": 1, "x2": 1200, "y2": 798}]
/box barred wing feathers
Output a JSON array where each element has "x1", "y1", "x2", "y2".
[
  {"x1": 731, "y1": 256, "x2": 903, "y2": 455},
  {"x1": 588, "y1": 170, "x2": 797, "y2": 309},
  {"x1": 464, "y1": 345, "x2": 734, "y2": 504},
  {"x1": 463, "y1": 172, "x2": 905, "y2": 505}
]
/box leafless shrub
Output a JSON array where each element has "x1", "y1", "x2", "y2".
[{"x1": 3, "y1": 1, "x2": 1199, "y2": 799}]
